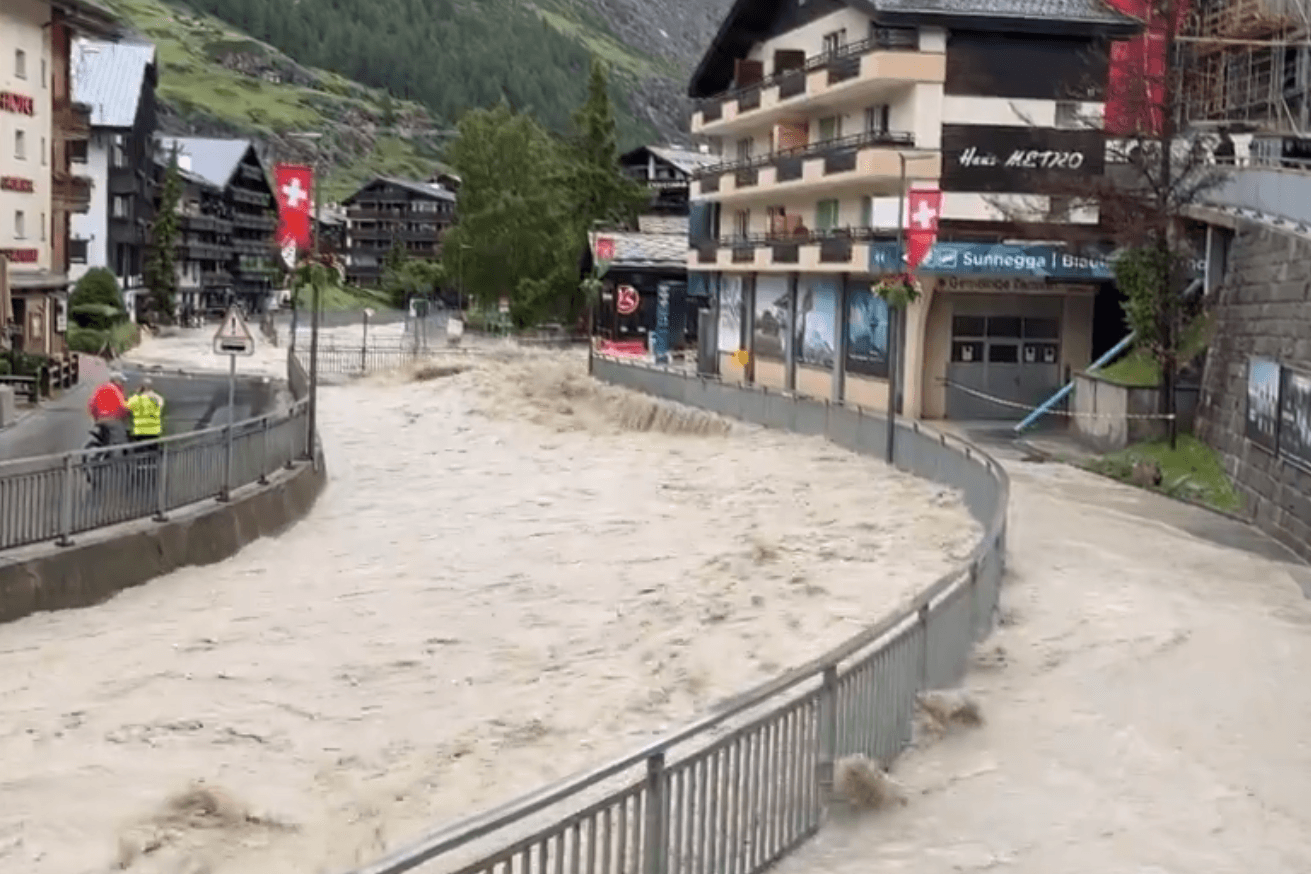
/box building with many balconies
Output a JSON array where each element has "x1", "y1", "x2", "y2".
[
  {"x1": 342, "y1": 176, "x2": 456, "y2": 288},
  {"x1": 0, "y1": 0, "x2": 117, "y2": 357},
  {"x1": 686, "y1": 0, "x2": 1141, "y2": 421},
  {"x1": 156, "y1": 136, "x2": 278, "y2": 318}
]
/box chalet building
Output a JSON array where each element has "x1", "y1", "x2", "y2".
[
  {"x1": 69, "y1": 38, "x2": 157, "y2": 320},
  {"x1": 0, "y1": 0, "x2": 117, "y2": 357},
  {"x1": 687, "y1": 0, "x2": 1140, "y2": 421},
  {"x1": 619, "y1": 144, "x2": 719, "y2": 215},
  {"x1": 156, "y1": 136, "x2": 278, "y2": 317},
  {"x1": 342, "y1": 176, "x2": 455, "y2": 288}
]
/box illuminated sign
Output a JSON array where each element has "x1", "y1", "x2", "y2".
[
  {"x1": 0, "y1": 248, "x2": 39, "y2": 263},
  {"x1": 0, "y1": 92, "x2": 35, "y2": 116},
  {"x1": 0, "y1": 176, "x2": 34, "y2": 192}
]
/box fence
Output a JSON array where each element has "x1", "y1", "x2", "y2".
[
  {"x1": 0, "y1": 356, "x2": 313, "y2": 553},
  {"x1": 347, "y1": 355, "x2": 1009, "y2": 874}
]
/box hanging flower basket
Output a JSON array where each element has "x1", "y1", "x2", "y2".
[{"x1": 873, "y1": 272, "x2": 923, "y2": 309}]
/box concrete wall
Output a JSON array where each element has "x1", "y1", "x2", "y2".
[
  {"x1": 1197, "y1": 222, "x2": 1311, "y2": 560},
  {"x1": 1075, "y1": 373, "x2": 1201, "y2": 452},
  {"x1": 0, "y1": 349, "x2": 326, "y2": 624}
]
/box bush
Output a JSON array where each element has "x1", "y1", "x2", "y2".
[
  {"x1": 70, "y1": 268, "x2": 125, "y2": 329},
  {"x1": 67, "y1": 322, "x2": 139, "y2": 357}
]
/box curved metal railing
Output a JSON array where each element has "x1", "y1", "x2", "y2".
[
  {"x1": 0, "y1": 358, "x2": 311, "y2": 552},
  {"x1": 345, "y1": 355, "x2": 1009, "y2": 874}
]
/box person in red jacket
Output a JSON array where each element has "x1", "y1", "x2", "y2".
[{"x1": 87, "y1": 371, "x2": 130, "y2": 445}]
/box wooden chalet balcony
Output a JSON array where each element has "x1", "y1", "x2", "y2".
[
  {"x1": 691, "y1": 130, "x2": 924, "y2": 200},
  {"x1": 178, "y1": 212, "x2": 232, "y2": 233},
  {"x1": 688, "y1": 227, "x2": 896, "y2": 272},
  {"x1": 53, "y1": 98, "x2": 91, "y2": 139},
  {"x1": 691, "y1": 31, "x2": 941, "y2": 135},
  {"x1": 232, "y1": 211, "x2": 277, "y2": 231},
  {"x1": 230, "y1": 188, "x2": 271, "y2": 208},
  {"x1": 200, "y1": 270, "x2": 232, "y2": 287},
  {"x1": 52, "y1": 171, "x2": 92, "y2": 213}
]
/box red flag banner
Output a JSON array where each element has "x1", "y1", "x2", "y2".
[
  {"x1": 594, "y1": 236, "x2": 614, "y2": 261},
  {"x1": 904, "y1": 188, "x2": 942, "y2": 271},
  {"x1": 274, "y1": 163, "x2": 314, "y2": 250}
]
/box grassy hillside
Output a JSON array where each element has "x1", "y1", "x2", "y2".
[{"x1": 106, "y1": 0, "x2": 452, "y2": 201}]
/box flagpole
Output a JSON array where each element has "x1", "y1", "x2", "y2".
[
  {"x1": 888, "y1": 154, "x2": 907, "y2": 464},
  {"x1": 288, "y1": 132, "x2": 323, "y2": 466}
]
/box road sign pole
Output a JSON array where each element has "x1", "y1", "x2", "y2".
[{"x1": 222, "y1": 352, "x2": 235, "y2": 501}]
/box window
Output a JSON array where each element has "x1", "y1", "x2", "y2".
[
  {"x1": 40, "y1": 136, "x2": 45, "y2": 166},
  {"x1": 112, "y1": 195, "x2": 130, "y2": 219},
  {"x1": 70, "y1": 239, "x2": 88, "y2": 264},
  {"x1": 860, "y1": 196, "x2": 873, "y2": 227},
  {"x1": 822, "y1": 29, "x2": 846, "y2": 55},
  {"x1": 767, "y1": 205, "x2": 787, "y2": 234},
  {"x1": 15, "y1": 49, "x2": 25, "y2": 79},
  {"x1": 111, "y1": 134, "x2": 127, "y2": 168},
  {"x1": 815, "y1": 199, "x2": 840, "y2": 231},
  {"x1": 735, "y1": 137, "x2": 753, "y2": 161},
  {"x1": 14, "y1": 211, "x2": 25, "y2": 240},
  {"x1": 39, "y1": 212, "x2": 44, "y2": 241},
  {"x1": 41, "y1": 58, "x2": 46, "y2": 87},
  {"x1": 865, "y1": 104, "x2": 890, "y2": 135},
  {"x1": 817, "y1": 116, "x2": 842, "y2": 142},
  {"x1": 69, "y1": 139, "x2": 87, "y2": 163},
  {"x1": 14, "y1": 130, "x2": 25, "y2": 160},
  {"x1": 733, "y1": 209, "x2": 750, "y2": 238}
]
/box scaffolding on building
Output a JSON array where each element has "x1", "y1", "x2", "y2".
[{"x1": 1182, "y1": 0, "x2": 1311, "y2": 135}]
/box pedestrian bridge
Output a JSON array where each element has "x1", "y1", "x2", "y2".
[{"x1": 1196, "y1": 156, "x2": 1311, "y2": 241}]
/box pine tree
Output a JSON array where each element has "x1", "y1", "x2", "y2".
[
  {"x1": 560, "y1": 58, "x2": 647, "y2": 231},
  {"x1": 144, "y1": 146, "x2": 182, "y2": 323}
]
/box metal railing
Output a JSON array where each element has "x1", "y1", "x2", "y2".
[
  {"x1": 0, "y1": 400, "x2": 310, "y2": 552},
  {"x1": 693, "y1": 130, "x2": 916, "y2": 180},
  {"x1": 347, "y1": 356, "x2": 1008, "y2": 874}
]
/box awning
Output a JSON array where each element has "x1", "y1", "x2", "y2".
[{"x1": 8, "y1": 269, "x2": 71, "y2": 291}]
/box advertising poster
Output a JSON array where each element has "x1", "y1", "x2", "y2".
[
  {"x1": 717, "y1": 275, "x2": 743, "y2": 354},
  {"x1": 795, "y1": 275, "x2": 838, "y2": 368},
  {"x1": 1279, "y1": 366, "x2": 1311, "y2": 471},
  {"x1": 845, "y1": 282, "x2": 889, "y2": 378},
  {"x1": 753, "y1": 276, "x2": 791, "y2": 361},
  {"x1": 1246, "y1": 356, "x2": 1280, "y2": 453}
]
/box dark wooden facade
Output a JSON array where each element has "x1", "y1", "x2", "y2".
[
  {"x1": 343, "y1": 177, "x2": 455, "y2": 288},
  {"x1": 103, "y1": 57, "x2": 158, "y2": 295}
]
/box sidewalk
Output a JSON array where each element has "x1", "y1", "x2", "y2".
[{"x1": 0, "y1": 355, "x2": 108, "y2": 462}]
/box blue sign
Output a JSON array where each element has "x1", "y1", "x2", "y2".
[
  {"x1": 869, "y1": 241, "x2": 1114, "y2": 280},
  {"x1": 653, "y1": 283, "x2": 671, "y2": 364}
]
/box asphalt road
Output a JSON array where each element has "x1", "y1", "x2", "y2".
[{"x1": 0, "y1": 367, "x2": 279, "y2": 464}]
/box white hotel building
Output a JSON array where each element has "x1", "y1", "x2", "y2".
[{"x1": 686, "y1": 0, "x2": 1141, "y2": 421}]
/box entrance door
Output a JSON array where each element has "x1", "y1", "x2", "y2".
[{"x1": 946, "y1": 313, "x2": 1061, "y2": 420}]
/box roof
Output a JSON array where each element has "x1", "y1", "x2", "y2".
[
  {"x1": 648, "y1": 146, "x2": 720, "y2": 175},
  {"x1": 638, "y1": 215, "x2": 690, "y2": 235},
  {"x1": 72, "y1": 39, "x2": 155, "y2": 128},
  {"x1": 342, "y1": 175, "x2": 456, "y2": 205},
  {"x1": 155, "y1": 136, "x2": 254, "y2": 189},
  {"x1": 688, "y1": 0, "x2": 1141, "y2": 97},
  {"x1": 602, "y1": 230, "x2": 687, "y2": 268}
]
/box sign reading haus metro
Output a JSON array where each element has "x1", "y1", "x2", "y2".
[{"x1": 941, "y1": 125, "x2": 1104, "y2": 192}]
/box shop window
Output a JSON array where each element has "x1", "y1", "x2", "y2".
[
  {"x1": 986, "y1": 316, "x2": 1022, "y2": 337},
  {"x1": 951, "y1": 315, "x2": 986, "y2": 337},
  {"x1": 1023, "y1": 316, "x2": 1059, "y2": 339}
]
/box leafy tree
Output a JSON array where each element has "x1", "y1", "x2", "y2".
[
  {"x1": 70, "y1": 268, "x2": 125, "y2": 330},
  {"x1": 382, "y1": 259, "x2": 445, "y2": 309},
  {"x1": 144, "y1": 146, "x2": 182, "y2": 322}
]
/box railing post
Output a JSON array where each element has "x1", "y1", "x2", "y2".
[
  {"x1": 816, "y1": 665, "x2": 839, "y2": 805},
  {"x1": 917, "y1": 604, "x2": 931, "y2": 691},
  {"x1": 57, "y1": 452, "x2": 75, "y2": 546},
  {"x1": 220, "y1": 422, "x2": 233, "y2": 502},
  {"x1": 154, "y1": 442, "x2": 169, "y2": 522},
  {"x1": 643, "y1": 752, "x2": 668, "y2": 874},
  {"x1": 259, "y1": 415, "x2": 270, "y2": 485}
]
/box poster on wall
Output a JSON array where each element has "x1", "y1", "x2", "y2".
[
  {"x1": 1245, "y1": 356, "x2": 1280, "y2": 453},
  {"x1": 845, "y1": 283, "x2": 890, "y2": 378},
  {"x1": 794, "y1": 275, "x2": 838, "y2": 368},
  {"x1": 753, "y1": 276, "x2": 791, "y2": 361},
  {"x1": 717, "y1": 275, "x2": 743, "y2": 355},
  {"x1": 1278, "y1": 366, "x2": 1311, "y2": 472}
]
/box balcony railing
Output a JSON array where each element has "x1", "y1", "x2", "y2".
[
  {"x1": 694, "y1": 227, "x2": 896, "y2": 267},
  {"x1": 230, "y1": 188, "x2": 270, "y2": 207},
  {"x1": 53, "y1": 99, "x2": 91, "y2": 138},
  {"x1": 693, "y1": 129, "x2": 916, "y2": 183},
  {"x1": 694, "y1": 29, "x2": 920, "y2": 122},
  {"x1": 52, "y1": 172, "x2": 92, "y2": 213},
  {"x1": 232, "y1": 211, "x2": 276, "y2": 231},
  {"x1": 200, "y1": 271, "x2": 232, "y2": 287},
  {"x1": 178, "y1": 212, "x2": 232, "y2": 233}
]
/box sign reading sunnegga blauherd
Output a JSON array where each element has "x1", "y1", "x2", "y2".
[{"x1": 869, "y1": 241, "x2": 1115, "y2": 280}]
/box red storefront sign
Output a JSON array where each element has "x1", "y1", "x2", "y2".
[
  {"x1": 0, "y1": 249, "x2": 39, "y2": 263},
  {"x1": 0, "y1": 92, "x2": 35, "y2": 116},
  {"x1": 0, "y1": 176, "x2": 34, "y2": 192}
]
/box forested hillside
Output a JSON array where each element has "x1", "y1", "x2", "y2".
[{"x1": 176, "y1": 0, "x2": 727, "y2": 148}]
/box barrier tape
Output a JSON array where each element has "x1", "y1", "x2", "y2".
[{"x1": 939, "y1": 379, "x2": 1177, "y2": 420}]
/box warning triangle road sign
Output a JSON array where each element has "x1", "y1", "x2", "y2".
[{"x1": 213, "y1": 305, "x2": 255, "y2": 355}]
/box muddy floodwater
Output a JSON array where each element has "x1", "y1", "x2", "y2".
[{"x1": 0, "y1": 339, "x2": 978, "y2": 873}]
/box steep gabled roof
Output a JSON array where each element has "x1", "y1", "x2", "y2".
[
  {"x1": 72, "y1": 39, "x2": 155, "y2": 128},
  {"x1": 156, "y1": 136, "x2": 256, "y2": 190},
  {"x1": 647, "y1": 146, "x2": 720, "y2": 175},
  {"x1": 341, "y1": 175, "x2": 456, "y2": 205},
  {"x1": 689, "y1": 0, "x2": 1141, "y2": 98}
]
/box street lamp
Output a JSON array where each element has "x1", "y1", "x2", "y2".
[
  {"x1": 287, "y1": 131, "x2": 323, "y2": 465},
  {"x1": 886, "y1": 148, "x2": 939, "y2": 464}
]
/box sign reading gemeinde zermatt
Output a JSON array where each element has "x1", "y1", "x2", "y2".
[{"x1": 274, "y1": 163, "x2": 314, "y2": 251}]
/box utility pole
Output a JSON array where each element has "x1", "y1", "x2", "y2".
[{"x1": 288, "y1": 132, "x2": 323, "y2": 464}]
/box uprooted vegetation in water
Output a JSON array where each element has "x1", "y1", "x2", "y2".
[{"x1": 116, "y1": 784, "x2": 294, "y2": 870}]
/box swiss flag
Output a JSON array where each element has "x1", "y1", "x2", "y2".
[
  {"x1": 904, "y1": 188, "x2": 942, "y2": 270},
  {"x1": 274, "y1": 163, "x2": 314, "y2": 250}
]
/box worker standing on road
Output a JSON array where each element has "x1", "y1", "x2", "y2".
[
  {"x1": 126, "y1": 377, "x2": 165, "y2": 443},
  {"x1": 87, "y1": 371, "x2": 130, "y2": 445}
]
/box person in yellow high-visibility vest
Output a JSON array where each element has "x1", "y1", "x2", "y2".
[{"x1": 126, "y1": 377, "x2": 165, "y2": 442}]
